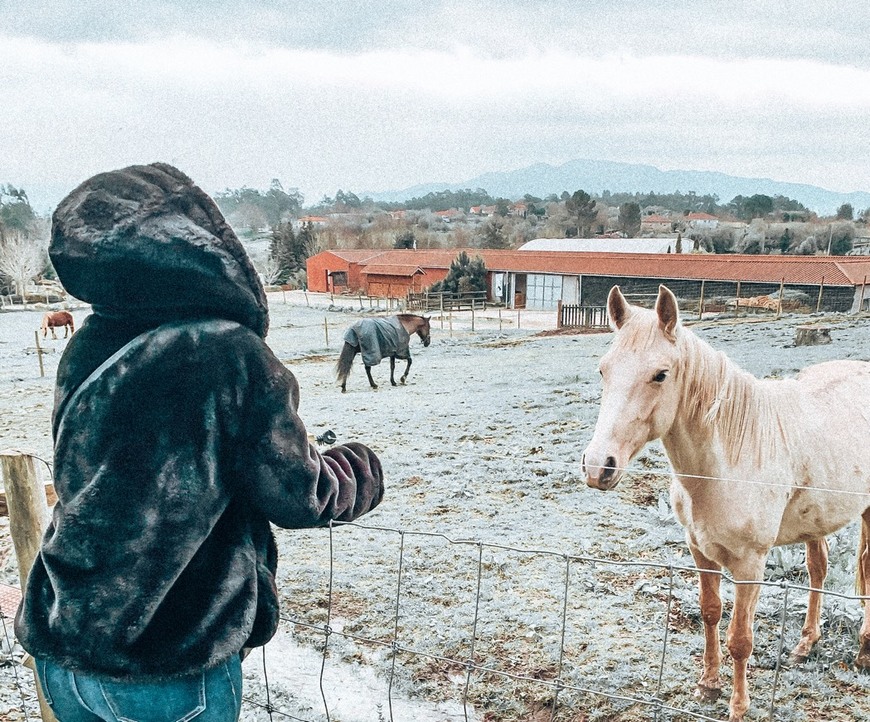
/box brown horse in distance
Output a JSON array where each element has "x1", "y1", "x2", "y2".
[{"x1": 41, "y1": 311, "x2": 75, "y2": 339}]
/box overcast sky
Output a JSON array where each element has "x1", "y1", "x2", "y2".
[{"x1": 3, "y1": 1, "x2": 869, "y2": 212}]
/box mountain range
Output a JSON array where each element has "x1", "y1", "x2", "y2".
[{"x1": 365, "y1": 159, "x2": 870, "y2": 217}]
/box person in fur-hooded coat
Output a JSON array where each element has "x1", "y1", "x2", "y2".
[{"x1": 15, "y1": 163, "x2": 384, "y2": 685}]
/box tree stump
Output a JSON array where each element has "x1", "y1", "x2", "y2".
[{"x1": 795, "y1": 325, "x2": 832, "y2": 346}]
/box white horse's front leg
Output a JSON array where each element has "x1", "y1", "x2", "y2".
[
  {"x1": 725, "y1": 558, "x2": 765, "y2": 722},
  {"x1": 689, "y1": 543, "x2": 724, "y2": 702}
]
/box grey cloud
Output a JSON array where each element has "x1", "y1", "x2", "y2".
[{"x1": 4, "y1": 1, "x2": 868, "y2": 68}]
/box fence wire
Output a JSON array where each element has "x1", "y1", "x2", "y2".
[
  {"x1": 2, "y1": 460, "x2": 868, "y2": 722},
  {"x1": 235, "y1": 512, "x2": 868, "y2": 722}
]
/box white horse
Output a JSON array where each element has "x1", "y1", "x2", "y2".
[{"x1": 581, "y1": 284, "x2": 870, "y2": 722}]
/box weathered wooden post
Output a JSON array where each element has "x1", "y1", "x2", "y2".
[
  {"x1": 735, "y1": 281, "x2": 741, "y2": 318},
  {"x1": 33, "y1": 331, "x2": 45, "y2": 378},
  {"x1": 498, "y1": 306, "x2": 503, "y2": 332},
  {"x1": 776, "y1": 278, "x2": 785, "y2": 319},
  {"x1": 859, "y1": 275, "x2": 868, "y2": 313},
  {"x1": 471, "y1": 306, "x2": 475, "y2": 332},
  {"x1": 1, "y1": 453, "x2": 50, "y2": 590},
  {"x1": 323, "y1": 317, "x2": 329, "y2": 348},
  {"x1": 1, "y1": 450, "x2": 57, "y2": 722},
  {"x1": 698, "y1": 280, "x2": 706, "y2": 320},
  {"x1": 557, "y1": 300, "x2": 563, "y2": 330},
  {"x1": 815, "y1": 276, "x2": 825, "y2": 313}
]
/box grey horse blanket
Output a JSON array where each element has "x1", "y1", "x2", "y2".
[{"x1": 344, "y1": 317, "x2": 411, "y2": 367}]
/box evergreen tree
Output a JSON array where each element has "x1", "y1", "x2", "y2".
[
  {"x1": 269, "y1": 222, "x2": 297, "y2": 283},
  {"x1": 269, "y1": 220, "x2": 319, "y2": 283},
  {"x1": 429, "y1": 252, "x2": 487, "y2": 295},
  {"x1": 477, "y1": 219, "x2": 509, "y2": 249},
  {"x1": 618, "y1": 202, "x2": 642, "y2": 237},
  {"x1": 565, "y1": 190, "x2": 597, "y2": 238}
]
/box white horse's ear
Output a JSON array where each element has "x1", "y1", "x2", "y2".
[
  {"x1": 607, "y1": 286, "x2": 632, "y2": 329},
  {"x1": 656, "y1": 285, "x2": 679, "y2": 341}
]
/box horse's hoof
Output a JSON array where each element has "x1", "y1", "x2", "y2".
[
  {"x1": 694, "y1": 683, "x2": 722, "y2": 702},
  {"x1": 788, "y1": 652, "x2": 809, "y2": 666},
  {"x1": 400, "y1": 378, "x2": 407, "y2": 385}
]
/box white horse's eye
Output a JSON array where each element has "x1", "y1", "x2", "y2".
[{"x1": 652, "y1": 370, "x2": 668, "y2": 383}]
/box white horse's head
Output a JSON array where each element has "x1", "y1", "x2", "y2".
[{"x1": 582, "y1": 285, "x2": 683, "y2": 490}]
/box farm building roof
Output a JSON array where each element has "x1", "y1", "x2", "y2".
[
  {"x1": 310, "y1": 249, "x2": 870, "y2": 287},
  {"x1": 360, "y1": 264, "x2": 426, "y2": 277},
  {"x1": 518, "y1": 237, "x2": 691, "y2": 254},
  {"x1": 317, "y1": 249, "x2": 387, "y2": 263}
]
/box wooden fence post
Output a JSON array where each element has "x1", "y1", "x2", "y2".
[
  {"x1": 323, "y1": 317, "x2": 329, "y2": 348},
  {"x1": 816, "y1": 276, "x2": 825, "y2": 313},
  {"x1": 859, "y1": 275, "x2": 868, "y2": 313},
  {"x1": 735, "y1": 281, "x2": 741, "y2": 318},
  {"x1": 33, "y1": 331, "x2": 45, "y2": 378},
  {"x1": 1, "y1": 453, "x2": 50, "y2": 590},
  {"x1": 1, "y1": 451, "x2": 58, "y2": 722},
  {"x1": 776, "y1": 278, "x2": 785, "y2": 319},
  {"x1": 557, "y1": 300, "x2": 563, "y2": 329},
  {"x1": 698, "y1": 280, "x2": 706, "y2": 320}
]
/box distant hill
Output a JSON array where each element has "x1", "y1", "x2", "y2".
[{"x1": 365, "y1": 159, "x2": 870, "y2": 216}]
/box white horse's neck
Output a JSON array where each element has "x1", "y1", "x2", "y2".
[{"x1": 662, "y1": 327, "x2": 788, "y2": 480}]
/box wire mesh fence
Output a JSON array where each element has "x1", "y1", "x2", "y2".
[
  {"x1": 1, "y1": 458, "x2": 869, "y2": 722},
  {"x1": 235, "y1": 515, "x2": 868, "y2": 722}
]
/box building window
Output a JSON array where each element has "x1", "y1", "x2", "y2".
[{"x1": 330, "y1": 271, "x2": 348, "y2": 286}]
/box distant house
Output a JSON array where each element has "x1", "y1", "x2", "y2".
[
  {"x1": 295, "y1": 215, "x2": 329, "y2": 228},
  {"x1": 640, "y1": 214, "x2": 674, "y2": 234},
  {"x1": 685, "y1": 212, "x2": 719, "y2": 231},
  {"x1": 433, "y1": 209, "x2": 464, "y2": 223},
  {"x1": 509, "y1": 202, "x2": 528, "y2": 218}
]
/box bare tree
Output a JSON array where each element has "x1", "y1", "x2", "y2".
[
  {"x1": 0, "y1": 228, "x2": 47, "y2": 306},
  {"x1": 256, "y1": 254, "x2": 283, "y2": 287}
]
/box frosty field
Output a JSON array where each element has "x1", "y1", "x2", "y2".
[{"x1": 2, "y1": 292, "x2": 870, "y2": 721}]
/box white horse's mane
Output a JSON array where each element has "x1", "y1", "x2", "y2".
[{"x1": 675, "y1": 325, "x2": 798, "y2": 467}]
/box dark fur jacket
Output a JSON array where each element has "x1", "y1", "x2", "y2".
[{"x1": 15, "y1": 164, "x2": 384, "y2": 680}]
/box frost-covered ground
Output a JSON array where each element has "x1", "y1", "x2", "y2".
[{"x1": 2, "y1": 292, "x2": 870, "y2": 722}]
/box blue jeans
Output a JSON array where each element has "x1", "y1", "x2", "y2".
[{"x1": 36, "y1": 656, "x2": 242, "y2": 722}]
